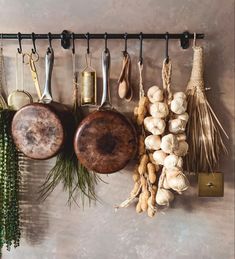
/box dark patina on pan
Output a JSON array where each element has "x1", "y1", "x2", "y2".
[{"x1": 11, "y1": 47, "x2": 74, "y2": 160}]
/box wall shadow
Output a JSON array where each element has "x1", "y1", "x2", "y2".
[{"x1": 19, "y1": 156, "x2": 51, "y2": 246}]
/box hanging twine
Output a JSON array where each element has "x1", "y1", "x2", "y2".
[
  {"x1": 138, "y1": 61, "x2": 145, "y2": 99},
  {"x1": 72, "y1": 53, "x2": 79, "y2": 106},
  {"x1": 187, "y1": 46, "x2": 205, "y2": 95},
  {"x1": 162, "y1": 58, "x2": 173, "y2": 104}
]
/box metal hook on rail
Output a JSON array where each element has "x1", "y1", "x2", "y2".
[
  {"x1": 86, "y1": 32, "x2": 90, "y2": 54},
  {"x1": 165, "y1": 32, "x2": 169, "y2": 63},
  {"x1": 47, "y1": 32, "x2": 52, "y2": 53},
  {"x1": 17, "y1": 32, "x2": 22, "y2": 54},
  {"x1": 71, "y1": 32, "x2": 75, "y2": 54},
  {"x1": 139, "y1": 32, "x2": 143, "y2": 64},
  {"x1": 123, "y1": 32, "x2": 128, "y2": 56},
  {"x1": 104, "y1": 32, "x2": 108, "y2": 52},
  {"x1": 31, "y1": 32, "x2": 37, "y2": 54}
]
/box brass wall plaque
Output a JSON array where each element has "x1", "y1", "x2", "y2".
[{"x1": 198, "y1": 172, "x2": 224, "y2": 197}]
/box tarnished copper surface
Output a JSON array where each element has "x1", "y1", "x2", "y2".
[
  {"x1": 11, "y1": 102, "x2": 72, "y2": 160},
  {"x1": 74, "y1": 110, "x2": 137, "y2": 174}
]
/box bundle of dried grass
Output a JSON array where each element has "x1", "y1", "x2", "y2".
[{"x1": 185, "y1": 41, "x2": 228, "y2": 173}]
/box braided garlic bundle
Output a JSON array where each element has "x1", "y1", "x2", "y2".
[
  {"x1": 117, "y1": 60, "x2": 189, "y2": 217},
  {"x1": 145, "y1": 60, "x2": 190, "y2": 208}
]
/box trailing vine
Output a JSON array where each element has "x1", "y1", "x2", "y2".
[{"x1": 0, "y1": 109, "x2": 21, "y2": 254}]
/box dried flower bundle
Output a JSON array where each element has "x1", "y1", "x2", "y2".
[{"x1": 185, "y1": 45, "x2": 228, "y2": 173}]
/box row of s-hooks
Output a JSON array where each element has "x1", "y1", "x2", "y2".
[
  {"x1": 1, "y1": 31, "x2": 205, "y2": 64},
  {"x1": 71, "y1": 31, "x2": 185, "y2": 65}
]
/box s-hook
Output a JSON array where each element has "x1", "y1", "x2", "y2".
[
  {"x1": 139, "y1": 32, "x2": 143, "y2": 65},
  {"x1": 165, "y1": 32, "x2": 169, "y2": 63},
  {"x1": 47, "y1": 32, "x2": 52, "y2": 53},
  {"x1": 0, "y1": 33, "x2": 3, "y2": 48},
  {"x1": 104, "y1": 32, "x2": 108, "y2": 52},
  {"x1": 123, "y1": 32, "x2": 128, "y2": 55},
  {"x1": 71, "y1": 32, "x2": 75, "y2": 54},
  {"x1": 31, "y1": 32, "x2": 37, "y2": 54},
  {"x1": 86, "y1": 32, "x2": 90, "y2": 54},
  {"x1": 71, "y1": 33, "x2": 77, "y2": 80},
  {"x1": 17, "y1": 32, "x2": 22, "y2": 54}
]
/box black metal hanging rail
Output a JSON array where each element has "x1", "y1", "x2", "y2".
[{"x1": 0, "y1": 31, "x2": 205, "y2": 49}]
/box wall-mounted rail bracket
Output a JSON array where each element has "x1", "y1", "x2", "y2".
[
  {"x1": 61, "y1": 30, "x2": 71, "y2": 49},
  {"x1": 180, "y1": 31, "x2": 190, "y2": 49}
]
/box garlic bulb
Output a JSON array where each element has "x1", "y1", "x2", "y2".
[
  {"x1": 164, "y1": 154, "x2": 183, "y2": 169},
  {"x1": 173, "y1": 141, "x2": 189, "y2": 156},
  {"x1": 149, "y1": 154, "x2": 161, "y2": 171},
  {"x1": 149, "y1": 102, "x2": 169, "y2": 119},
  {"x1": 174, "y1": 112, "x2": 189, "y2": 122},
  {"x1": 165, "y1": 166, "x2": 182, "y2": 178},
  {"x1": 143, "y1": 116, "x2": 152, "y2": 125},
  {"x1": 156, "y1": 188, "x2": 174, "y2": 206},
  {"x1": 147, "y1": 85, "x2": 163, "y2": 103},
  {"x1": 163, "y1": 177, "x2": 170, "y2": 189},
  {"x1": 153, "y1": 150, "x2": 167, "y2": 165},
  {"x1": 168, "y1": 118, "x2": 187, "y2": 134},
  {"x1": 173, "y1": 92, "x2": 186, "y2": 100},
  {"x1": 144, "y1": 117, "x2": 166, "y2": 135},
  {"x1": 160, "y1": 134, "x2": 179, "y2": 154},
  {"x1": 166, "y1": 171, "x2": 190, "y2": 193},
  {"x1": 145, "y1": 135, "x2": 161, "y2": 150},
  {"x1": 170, "y1": 97, "x2": 187, "y2": 115}
]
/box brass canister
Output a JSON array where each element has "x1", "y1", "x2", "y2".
[{"x1": 81, "y1": 54, "x2": 97, "y2": 105}]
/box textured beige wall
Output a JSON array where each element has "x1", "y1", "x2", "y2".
[{"x1": 0, "y1": 0, "x2": 234, "y2": 258}]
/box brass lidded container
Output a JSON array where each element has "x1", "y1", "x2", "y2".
[{"x1": 81, "y1": 53, "x2": 97, "y2": 105}]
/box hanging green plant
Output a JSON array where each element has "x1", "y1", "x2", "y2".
[
  {"x1": 0, "y1": 46, "x2": 21, "y2": 255},
  {"x1": 39, "y1": 53, "x2": 100, "y2": 206},
  {"x1": 0, "y1": 108, "x2": 21, "y2": 254}
]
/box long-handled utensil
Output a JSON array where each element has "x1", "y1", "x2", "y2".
[
  {"x1": 23, "y1": 52, "x2": 42, "y2": 100},
  {"x1": 7, "y1": 52, "x2": 33, "y2": 110}
]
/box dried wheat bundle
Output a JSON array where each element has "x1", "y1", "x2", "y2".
[{"x1": 186, "y1": 44, "x2": 228, "y2": 173}]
